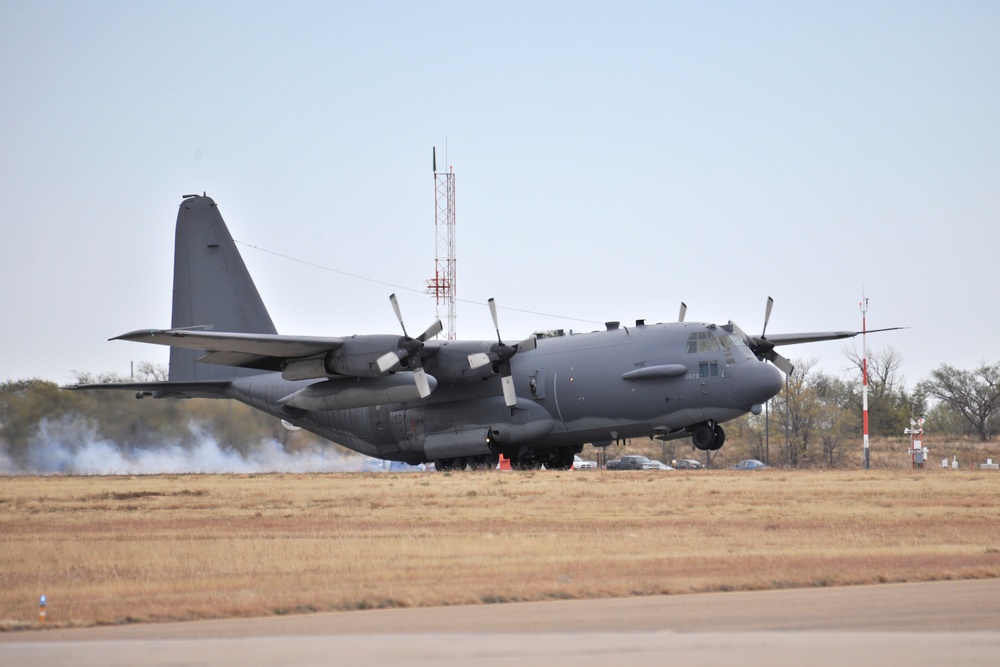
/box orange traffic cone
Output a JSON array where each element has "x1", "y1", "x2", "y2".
[{"x1": 498, "y1": 454, "x2": 512, "y2": 471}]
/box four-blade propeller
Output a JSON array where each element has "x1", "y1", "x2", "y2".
[
  {"x1": 467, "y1": 298, "x2": 536, "y2": 407},
  {"x1": 376, "y1": 293, "x2": 442, "y2": 399},
  {"x1": 728, "y1": 296, "x2": 794, "y2": 375}
]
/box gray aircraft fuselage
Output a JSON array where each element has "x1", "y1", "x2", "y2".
[{"x1": 220, "y1": 322, "x2": 783, "y2": 465}]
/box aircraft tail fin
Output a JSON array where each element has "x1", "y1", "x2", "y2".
[{"x1": 169, "y1": 195, "x2": 277, "y2": 381}]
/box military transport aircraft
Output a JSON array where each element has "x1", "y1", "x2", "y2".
[{"x1": 70, "y1": 195, "x2": 899, "y2": 470}]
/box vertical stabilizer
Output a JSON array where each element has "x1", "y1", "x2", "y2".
[{"x1": 169, "y1": 195, "x2": 277, "y2": 381}]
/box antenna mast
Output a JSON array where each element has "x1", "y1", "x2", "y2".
[
  {"x1": 861, "y1": 294, "x2": 870, "y2": 470},
  {"x1": 426, "y1": 147, "x2": 457, "y2": 339}
]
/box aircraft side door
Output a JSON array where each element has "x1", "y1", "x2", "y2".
[
  {"x1": 365, "y1": 404, "x2": 398, "y2": 451},
  {"x1": 528, "y1": 369, "x2": 547, "y2": 400},
  {"x1": 390, "y1": 408, "x2": 425, "y2": 453}
]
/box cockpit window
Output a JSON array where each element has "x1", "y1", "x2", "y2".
[
  {"x1": 721, "y1": 333, "x2": 756, "y2": 362},
  {"x1": 687, "y1": 331, "x2": 755, "y2": 365},
  {"x1": 685, "y1": 332, "x2": 720, "y2": 354},
  {"x1": 719, "y1": 334, "x2": 742, "y2": 349},
  {"x1": 699, "y1": 361, "x2": 719, "y2": 377}
]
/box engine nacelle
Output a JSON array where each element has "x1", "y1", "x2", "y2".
[
  {"x1": 280, "y1": 335, "x2": 411, "y2": 381},
  {"x1": 281, "y1": 354, "x2": 334, "y2": 381},
  {"x1": 278, "y1": 373, "x2": 437, "y2": 412}
]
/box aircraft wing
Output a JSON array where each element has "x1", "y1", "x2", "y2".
[
  {"x1": 114, "y1": 329, "x2": 346, "y2": 370},
  {"x1": 765, "y1": 327, "x2": 904, "y2": 347}
]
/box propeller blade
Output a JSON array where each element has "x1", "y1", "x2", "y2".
[
  {"x1": 488, "y1": 298, "x2": 501, "y2": 343},
  {"x1": 500, "y1": 374, "x2": 517, "y2": 407},
  {"x1": 767, "y1": 351, "x2": 795, "y2": 376},
  {"x1": 419, "y1": 319, "x2": 443, "y2": 342},
  {"x1": 377, "y1": 350, "x2": 403, "y2": 373},
  {"x1": 468, "y1": 352, "x2": 493, "y2": 369},
  {"x1": 516, "y1": 335, "x2": 537, "y2": 353},
  {"x1": 678, "y1": 302, "x2": 687, "y2": 323},
  {"x1": 388, "y1": 293, "x2": 407, "y2": 338},
  {"x1": 413, "y1": 367, "x2": 433, "y2": 399},
  {"x1": 762, "y1": 296, "x2": 774, "y2": 338}
]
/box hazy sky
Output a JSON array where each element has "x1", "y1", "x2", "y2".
[{"x1": 2, "y1": 1, "x2": 997, "y2": 389}]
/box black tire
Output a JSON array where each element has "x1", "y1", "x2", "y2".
[
  {"x1": 709, "y1": 424, "x2": 726, "y2": 451},
  {"x1": 691, "y1": 424, "x2": 715, "y2": 451},
  {"x1": 435, "y1": 458, "x2": 460, "y2": 471}
]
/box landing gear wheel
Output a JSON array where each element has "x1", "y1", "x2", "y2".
[
  {"x1": 469, "y1": 453, "x2": 499, "y2": 470},
  {"x1": 435, "y1": 458, "x2": 461, "y2": 471},
  {"x1": 511, "y1": 455, "x2": 542, "y2": 470},
  {"x1": 709, "y1": 424, "x2": 726, "y2": 451},
  {"x1": 552, "y1": 447, "x2": 575, "y2": 470},
  {"x1": 691, "y1": 423, "x2": 715, "y2": 451}
]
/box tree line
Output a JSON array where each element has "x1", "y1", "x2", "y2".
[
  {"x1": 732, "y1": 349, "x2": 1000, "y2": 467},
  {"x1": 0, "y1": 364, "x2": 340, "y2": 472}
]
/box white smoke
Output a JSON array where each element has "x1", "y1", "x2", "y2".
[{"x1": 1, "y1": 415, "x2": 365, "y2": 475}]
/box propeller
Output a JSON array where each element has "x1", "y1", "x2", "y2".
[
  {"x1": 729, "y1": 296, "x2": 794, "y2": 375},
  {"x1": 376, "y1": 293, "x2": 442, "y2": 399},
  {"x1": 468, "y1": 298, "x2": 536, "y2": 407},
  {"x1": 678, "y1": 302, "x2": 687, "y2": 323}
]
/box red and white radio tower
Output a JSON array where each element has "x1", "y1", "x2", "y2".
[
  {"x1": 426, "y1": 147, "x2": 456, "y2": 339},
  {"x1": 861, "y1": 294, "x2": 870, "y2": 469}
]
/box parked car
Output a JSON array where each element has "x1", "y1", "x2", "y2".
[
  {"x1": 573, "y1": 455, "x2": 597, "y2": 470},
  {"x1": 674, "y1": 458, "x2": 704, "y2": 469},
  {"x1": 607, "y1": 455, "x2": 671, "y2": 470},
  {"x1": 608, "y1": 455, "x2": 652, "y2": 470},
  {"x1": 732, "y1": 459, "x2": 767, "y2": 470}
]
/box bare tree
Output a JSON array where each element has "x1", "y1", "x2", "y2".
[
  {"x1": 770, "y1": 358, "x2": 823, "y2": 465},
  {"x1": 134, "y1": 362, "x2": 168, "y2": 382},
  {"x1": 842, "y1": 345, "x2": 911, "y2": 436},
  {"x1": 918, "y1": 361, "x2": 1000, "y2": 441}
]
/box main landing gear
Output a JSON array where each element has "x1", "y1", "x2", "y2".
[
  {"x1": 434, "y1": 446, "x2": 578, "y2": 471},
  {"x1": 691, "y1": 421, "x2": 725, "y2": 451},
  {"x1": 434, "y1": 454, "x2": 498, "y2": 471}
]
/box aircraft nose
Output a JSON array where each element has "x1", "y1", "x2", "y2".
[{"x1": 738, "y1": 360, "x2": 784, "y2": 406}]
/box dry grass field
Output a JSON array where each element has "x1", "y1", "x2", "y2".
[{"x1": 2, "y1": 468, "x2": 999, "y2": 630}]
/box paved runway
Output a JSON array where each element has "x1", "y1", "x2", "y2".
[{"x1": 3, "y1": 579, "x2": 999, "y2": 666}]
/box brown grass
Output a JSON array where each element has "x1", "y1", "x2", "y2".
[{"x1": 2, "y1": 469, "x2": 999, "y2": 630}]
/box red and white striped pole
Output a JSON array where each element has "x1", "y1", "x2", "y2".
[{"x1": 861, "y1": 296, "x2": 870, "y2": 469}]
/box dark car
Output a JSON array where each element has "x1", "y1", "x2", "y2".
[
  {"x1": 674, "y1": 459, "x2": 704, "y2": 469},
  {"x1": 608, "y1": 455, "x2": 652, "y2": 470},
  {"x1": 732, "y1": 459, "x2": 767, "y2": 470}
]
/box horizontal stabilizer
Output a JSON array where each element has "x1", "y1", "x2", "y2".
[{"x1": 63, "y1": 380, "x2": 232, "y2": 399}]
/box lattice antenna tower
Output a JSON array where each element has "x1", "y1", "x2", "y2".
[{"x1": 425, "y1": 147, "x2": 457, "y2": 339}]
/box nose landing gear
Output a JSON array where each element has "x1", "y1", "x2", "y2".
[{"x1": 691, "y1": 421, "x2": 725, "y2": 451}]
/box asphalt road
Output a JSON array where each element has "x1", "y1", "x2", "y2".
[{"x1": 3, "y1": 579, "x2": 999, "y2": 666}]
